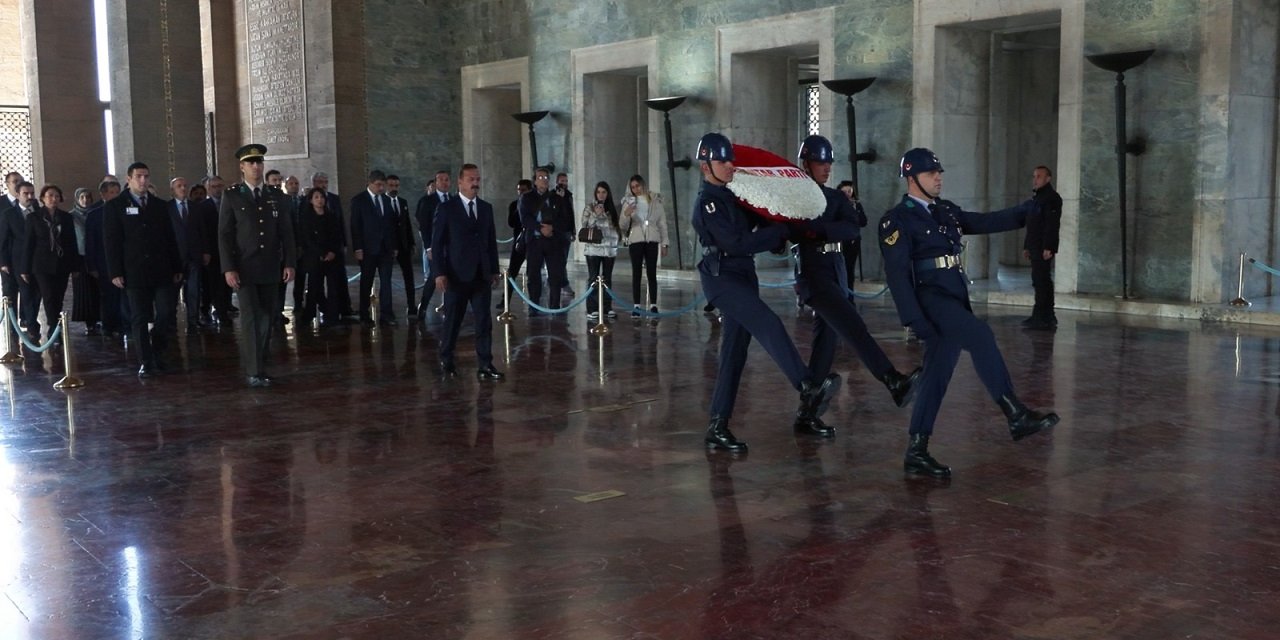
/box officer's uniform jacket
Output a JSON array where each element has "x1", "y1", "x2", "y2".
[
  {"x1": 104, "y1": 190, "x2": 182, "y2": 288},
  {"x1": 792, "y1": 184, "x2": 861, "y2": 302},
  {"x1": 218, "y1": 182, "x2": 296, "y2": 285},
  {"x1": 691, "y1": 180, "x2": 786, "y2": 300},
  {"x1": 879, "y1": 195, "x2": 1031, "y2": 328}
]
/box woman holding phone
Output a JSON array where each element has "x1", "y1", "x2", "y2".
[
  {"x1": 581, "y1": 181, "x2": 621, "y2": 320},
  {"x1": 619, "y1": 174, "x2": 669, "y2": 317}
]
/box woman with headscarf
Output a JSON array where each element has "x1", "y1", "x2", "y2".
[
  {"x1": 21, "y1": 185, "x2": 82, "y2": 344},
  {"x1": 68, "y1": 187, "x2": 101, "y2": 335}
]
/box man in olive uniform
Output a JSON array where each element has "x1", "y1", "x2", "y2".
[{"x1": 219, "y1": 144, "x2": 296, "y2": 388}]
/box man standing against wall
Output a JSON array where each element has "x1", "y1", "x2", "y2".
[{"x1": 1023, "y1": 165, "x2": 1062, "y2": 330}]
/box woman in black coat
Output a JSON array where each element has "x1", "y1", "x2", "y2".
[
  {"x1": 297, "y1": 187, "x2": 346, "y2": 326},
  {"x1": 22, "y1": 185, "x2": 82, "y2": 342}
]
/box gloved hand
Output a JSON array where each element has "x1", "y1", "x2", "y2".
[{"x1": 908, "y1": 319, "x2": 939, "y2": 342}]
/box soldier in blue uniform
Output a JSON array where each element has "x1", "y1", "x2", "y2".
[
  {"x1": 691, "y1": 132, "x2": 840, "y2": 453},
  {"x1": 790, "y1": 135, "x2": 921, "y2": 436},
  {"x1": 879, "y1": 148, "x2": 1059, "y2": 477}
]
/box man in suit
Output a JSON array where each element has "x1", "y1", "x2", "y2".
[
  {"x1": 168, "y1": 177, "x2": 206, "y2": 334},
  {"x1": 1023, "y1": 165, "x2": 1063, "y2": 330},
  {"x1": 386, "y1": 174, "x2": 417, "y2": 321},
  {"x1": 518, "y1": 167, "x2": 572, "y2": 315},
  {"x1": 498, "y1": 178, "x2": 532, "y2": 310},
  {"x1": 266, "y1": 169, "x2": 294, "y2": 326},
  {"x1": 0, "y1": 172, "x2": 19, "y2": 318},
  {"x1": 3, "y1": 171, "x2": 21, "y2": 209},
  {"x1": 104, "y1": 163, "x2": 184, "y2": 377},
  {"x1": 350, "y1": 169, "x2": 398, "y2": 326},
  {"x1": 84, "y1": 179, "x2": 125, "y2": 337},
  {"x1": 311, "y1": 171, "x2": 354, "y2": 320},
  {"x1": 283, "y1": 174, "x2": 308, "y2": 320},
  {"x1": 415, "y1": 169, "x2": 451, "y2": 320},
  {"x1": 200, "y1": 174, "x2": 234, "y2": 324},
  {"x1": 431, "y1": 163, "x2": 503, "y2": 380},
  {"x1": 0, "y1": 181, "x2": 38, "y2": 335},
  {"x1": 219, "y1": 144, "x2": 296, "y2": 388}
]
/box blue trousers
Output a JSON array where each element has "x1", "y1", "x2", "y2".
[
  {"x1": 805, "y1": 286, "x2": 893, "y2": 382},
  {"x1": 910, "y1": 288, "x2": 1014, "y2": 435},
  {"x1": 704, "y1": 268, "x2": 808, "y2": 420}
]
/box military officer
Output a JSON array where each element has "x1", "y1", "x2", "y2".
[
  {"x1": 692, "y1": 132, "x2": 839, "y2": 453},
  {"x1": 790, "y1": 134, "x2": 921, "y2": 437},
  {"x1": 219, "y1": 144, "x2": 296, "y2": 388},
  {"x1": 879, "y1": 148, "x2": 1059, "y2": 477}
]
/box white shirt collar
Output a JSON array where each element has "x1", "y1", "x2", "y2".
[
  {"x1": 907, "y1": 194, "x2": 934, "y2": 210},
  {"x1": 457, "y1": 193, "x2": 476, "y2": 209}
]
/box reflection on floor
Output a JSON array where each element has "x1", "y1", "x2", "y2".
[{"x1": 2, "y1": 276, "x2": 1279, "y2": 639}]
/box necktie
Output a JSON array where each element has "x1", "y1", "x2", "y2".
[
  {"x1": 179, "y1": 201, "x2": 186, "y2": 222},
  {"x1": 392, "y1": 198, "x2": 399, "y2": 215},
  {"x1": 377, "y1": 195, "x2": 385, "y2": 216},
  {"x1": 253, "y1": 187, "x2": 260, "y2": 202},
  {"x1": 468, "y1": 200, "x2": 476, "y2": 220},
  {"x1": 140, "y1": 194, "x2": 147, "y2": 209}
]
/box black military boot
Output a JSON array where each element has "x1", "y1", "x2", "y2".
[
  {"x1": 904, "y1": 433, "x2": 950, "y2": 477},
  {"x1": 999, "y1": 394, "x2": 1060, "y2": 441},
  {"x1": 883, "y1": 366, "x2": 922, "y2": 408},
  {"x1": 799, "y1": 373, "x2": 842, "y2": 419},
  {"x1": 793, "y1": 414, "x2": 836, "y2": 437},
  {"x1": 705, "y1": 417, "x2": 748, "y2": 453}
]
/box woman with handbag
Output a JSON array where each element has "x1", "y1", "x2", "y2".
[
  {"x1": 580, "y1": 181, "x2": 621, "y2": 320},
  {"x1": 620, "y1": 174, "x2": 669, "y2": 317}
]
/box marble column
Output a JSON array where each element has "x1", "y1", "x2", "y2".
[
  {"x1": 200, "y1": 0, "x2": 240, "y2": 181},
  {"x1": 1190, "y1": 0, "x2": 1279, "y2": 302},
  {"x1": 17, "y1": 0, "x2": 105, "y2": 189},
  {"x1": 106, "y1": 0, "x2": 207, "y2": 195}
]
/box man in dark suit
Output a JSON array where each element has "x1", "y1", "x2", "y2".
[
  {"x1": 1, "y1": 182, "x2": 39, "y2": 336},
  {"x1": 84, "y1": 179, "x2": 125, "y2": 336},
  {"x1": 386, "y1": 174, "x2": 417, "y2": 321},
  {"x1": 350, "y1": 169, "x2": 398, "y2": 326},
  {"x1": 200, "y1": 174, "x2": 234, "y2": 324},
  {"x1": 219, "y1": 144, "x2": 296, "y2": 388},
  {"x1": 168, "y1": 176, "x2": 206, "y2": 334},
  {"x1": 518, "y1": 167, "x2": 572, "y2": 315},
  {"x1": 499, "y1": 178, "x2": 532, "y2": 309},
  {"x1": 266, "y1": 169, "x2": 295, "y2": 326},
  {"x1": 431, "y1": 163, "x2": 503, "y2": 380},
  {"x1": 311, "y1": 171, "x2": 353, "y2": 319},
  {"x1": 104, "y1": 162, "x2": 184, "y2": 377},
  {"x1": 1023, "y1": 165, "x2": 1063, "y2": 330},
  {"x1": 0, "y1": 171, "x2": 24, "y2": 315},
  {"x1": 283, "y1": 174, "x2": 309, "y2": 321},
  {"x1": 415, "y1": 169, "x2": 451, "y2": 319}
]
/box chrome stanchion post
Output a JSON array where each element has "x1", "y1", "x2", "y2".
[
  {"x1": 1230, "y1": 251, "x2": 1251, "y2": 307},
  {"x1": 497, "y1": 270, "x2": 514, "y2": 323},
  {"x1": 590, "y1": 276, "x2": 610, "y2": 336},
  {"x1": 53, "y1": 313, "x2": 85, "y2": 390},
  {"x1": 370, "y1": 291, "x2": 379, "y2": 325},
  {"x1": 0, "y1": 296, "x2": 23, "y2": 364}
]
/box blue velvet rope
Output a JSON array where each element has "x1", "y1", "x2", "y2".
[
  {"x1": 5, "y1": 307, "x2": 64, "y2": 353},
  {"x1": 506, "y1": 277, "x2": 594, "y2": 314},
  {"x1": 1249, "y1": 257, "x2": 1280, "y2": 277},
  {"x1": 602, "y1": 285, "x2": 707, "y2": 318}
]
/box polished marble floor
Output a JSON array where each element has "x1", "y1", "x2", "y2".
[{"x1": 2, "y1": 273, "x2": 1280, "y2": 639}]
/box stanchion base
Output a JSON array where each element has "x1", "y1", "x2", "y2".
[
  {"x1": 1230, "y1": 298, "x2": 1252, "y2": 307},
  {"x1": 589, "y1": 322, "x2": 611, "y2": 336},
  {"x1": 496, "y1": 311, "x2": 515, "y2": 324},
  {"x1": 53, "y1": 376, "x2": 85, "y2": 390},
  {"x1": 0, "y1": 352, "x2": 23, "y2": 364}
]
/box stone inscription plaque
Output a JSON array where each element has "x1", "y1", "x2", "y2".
[{"x1": 246, "y1": 0, "x2": 308, "y2": 159}]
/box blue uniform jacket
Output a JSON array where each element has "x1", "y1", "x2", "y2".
[
  {"x1": 793, "y1": 184, "x2": 861, "y2": 301},
  {"x1": 691, "y1": 180, "x2": 787, "y2": 291},
  {"x1": 878, "y1": 195, "x2": 1032, "y2": 328}
]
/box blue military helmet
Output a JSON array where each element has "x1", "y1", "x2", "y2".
[
  {"x1": 696, "y1": 132, "x2": 734, "y2": 163},
  {"x1": 899, "y1": 147, "x2": 944, "y2": 177},
  {"x1": 797, "y1": 134, "x2": 834, "y2": 163}
]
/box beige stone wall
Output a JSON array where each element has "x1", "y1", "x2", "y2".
[{"x1": 0, "y1": 0, "x2": 25, "y2": 105}]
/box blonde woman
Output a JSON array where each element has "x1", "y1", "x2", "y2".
[
  {"x1": 581, "y1": 181, "x2": 621, "y2": 320},
  {"x1": 619, "y1": 174, "x2": 669, "y2": 317}
]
